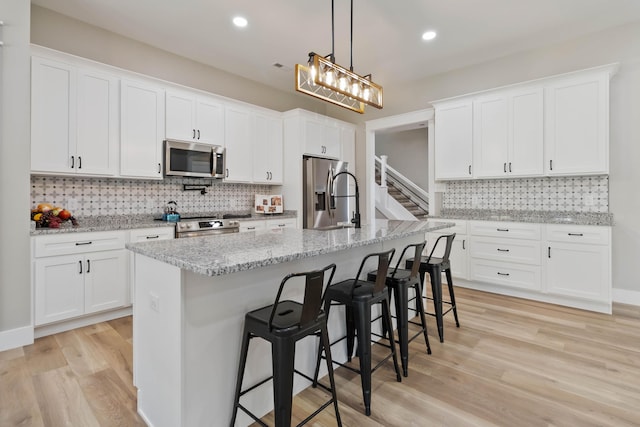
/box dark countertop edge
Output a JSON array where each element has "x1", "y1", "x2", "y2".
[{"x1": 127, "y1": 220, "x2": 454, "y2": 277}]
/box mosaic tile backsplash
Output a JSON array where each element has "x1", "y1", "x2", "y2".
[
  {"x1": 443, "y1": 176, "x2": 608, "y2": 213},
  {"x1": 31, "y1": 176, "x2": 274, "y2": 216}
]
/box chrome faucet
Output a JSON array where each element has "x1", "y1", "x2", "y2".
[{"x1": 331, "y1": 171, "x2": 361, "y2": 229}]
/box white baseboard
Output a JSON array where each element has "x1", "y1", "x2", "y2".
[
  {"x1": 34, "y1": 306, "x2": 133, "y2": 339},
  {"x1": 612, "y1": 288, "x2": 640, "y2": 307},
  {"x1": 0, "y1": 325, "x2": 34, "y2": 352}
]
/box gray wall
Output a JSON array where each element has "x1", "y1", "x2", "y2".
[
  {"x1": 0, "y1": 1, "x2": 31, "y2": 340},
  {"x1": 375, "y1": 128, "x2": 429, "y2": 191}
]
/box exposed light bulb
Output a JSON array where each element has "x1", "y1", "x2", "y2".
[
  {"x1": 363, "y1": 86, "x2": 371, "y2": 101},
  {"x1": 325, "y1": 69, "x2": 335, "y2": 86},
  {"x1": 351, "y1": 81, "x2": 360, "y2": 97},
  {"x1": 338, "y1": 75, "x2": 348, "y2": 91},
  {"x1": 308, "y1": 64, "x2": 317, "y2": 86}
]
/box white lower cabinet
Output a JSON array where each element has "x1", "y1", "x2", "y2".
[
  {"x1": 238, "y1": 218, "x2": 297, "y2": 232},
  {"x1": 239, "y1": 220, "x2": 266, "y2": 232},
  {"x1": 426, "y1": 220, "x2": 468, "y2": 280},
  {"x1": 33, "y1": 230, "x2": 129, "y2": 326},
  {"x1": 545, "y1": 225, "x2": 611, "y2": 304}
]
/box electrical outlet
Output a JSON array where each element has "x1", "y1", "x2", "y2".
[
  {"x1": 150, "y1": 292, "x2": 160, "y2": 312},
  {"x1": 584, "y1": 195, "x2": 594, "y2": 206}
]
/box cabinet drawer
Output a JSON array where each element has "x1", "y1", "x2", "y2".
[
  {"x1": 265, "y1": 218, "x2": 297, "y2": 229},
  {"x1": 470, "y1": 259, "x2": 541, "y2": 291},
  {"x1": 470, "y1": 236, "x2": 541, "y2": 265},
  {"x1": 430, "y1": 219, "x2": 467, "y2": 235},
  {"x1": 34, "y1": 231, "x2": 126, "y2": 258},
  {"x1": 470, "y1": 221, "x2": 541, "y2": 240},
  {"x1": 239, "y1": 220, "x2": 266, "y2": 232},
  {"x1": 129, "y1": 227, "x2": 175, "y2": 242},
  {"x1": 545, "y1": 224, "x2": 610, "y2": 245}
]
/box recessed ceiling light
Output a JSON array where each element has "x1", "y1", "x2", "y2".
[
  {"x1": 233, "y1": 16, "x2": 248, "y2": 28},
  {"x1": 422, "y1": 30, "x2": 437, "y2": 41}
]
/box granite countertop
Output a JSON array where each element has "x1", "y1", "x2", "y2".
[
  {"x1": 428, "y1": 209, "x2": 614, "y2": 226},
  {"x1": 126, "y1": 219, "x2": 454, "y2": 277},
  {"x1": 30, "y1": 211, "x2": 298, "y2": 236}
]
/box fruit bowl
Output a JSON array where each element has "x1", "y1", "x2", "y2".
[{"x1": 31, "y1": 204, "x2": 78, "y2": 228}]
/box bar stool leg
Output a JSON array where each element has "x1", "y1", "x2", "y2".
[
  {"x1": 427, "y1": 265, "x2": 444, "y2": 343},
  {"x1": 393, "y1": 284, "x2": 410, "y2": 377},
  {"x1": 445, "y1": 269, "x2": 460, "y2": 327},
  {"x1": 354, "y1": 301, "x2": 373, "y2": 416},
  {"x1": 320, "y1": 322, "x2": 343, "y2": 427},
  {"x1": 272, "y1": 338, "x2": 296, "y2": 427},
  {"x1": 413, "y1": 282, "x2": 432, "y2": 355},
  {"x1": 230, "y1": 330, "x2": 251, "y2": 427},
  {"x1": 345, "y1": 305, "x2": 356, "y2": 361},
  {"x1": 382, "y1": 297, "x2": 402, "y2": 383}
]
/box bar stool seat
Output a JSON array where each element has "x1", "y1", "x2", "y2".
[
  {"x1": 405, "y1": 233, "x2": 460, "y2": 343},
  {"x1": 231, "y1": 264, "x2": 342, "y2": 427},
  {"x1": 366, "y1": 241, "x2": 431, "y2": 377},
  {"x1": 314, "y1": 249, "x2": 401, "y2": 416}
]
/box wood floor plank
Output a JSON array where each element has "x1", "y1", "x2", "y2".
[
  {"x1": 77, "y1": 367, "x2": 146, "y2": 426},
  {"x1": 54, "y1": 329, "x2": 110, "y2": 377},
  {"x1": 32, "y1": 366, "x2": 100, "y2": 427},
  {"x1": 0, "y1": 357, "x2": 44, "y2": 427},
  {"x1": 23, "y1": 335, "x2": 68, "y2": 375},
  {"x1": 108, "y1": 316, "x2": 133, "y2": 341},
  {"x1": 88, "y1": 327, "x2": 136, "y2": 395}
]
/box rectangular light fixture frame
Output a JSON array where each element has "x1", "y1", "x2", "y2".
[{"x1": 295, "y1": 63, "x2": 365, "y2": 114}]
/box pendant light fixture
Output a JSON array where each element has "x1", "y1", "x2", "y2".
[{"x1": 295, "y1": 0, "x2": 383, "y2": 114}]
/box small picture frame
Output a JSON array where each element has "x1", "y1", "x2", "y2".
[{"x1": 255, "y1": 194, "x2": 283, "y2": 214}]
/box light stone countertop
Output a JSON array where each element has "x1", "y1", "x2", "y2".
[
  {"x1": 30, "y1": 211, "x2": 298, "y2": 236},
  {"x1": 126, "y1": 219, "x2": 454, "y2": 277},
  {"x1": 427, "y1": 209, "x2": 614, "y2": 226}
]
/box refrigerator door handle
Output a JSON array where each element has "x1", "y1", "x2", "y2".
[{"x1": 326, "y1": 168, "x2": 335, "y2": 218}]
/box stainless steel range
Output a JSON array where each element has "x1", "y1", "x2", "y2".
[{"x1": 175, "y1": 216, "x2": 240, "y2": 238}]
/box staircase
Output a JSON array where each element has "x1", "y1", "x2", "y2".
[{"x1": 375, "y1": 156, "x2": 429, "y2": 220}]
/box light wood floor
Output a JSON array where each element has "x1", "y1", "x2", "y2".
[{"x1": 1, "y1": 287, "x2": 640, "y2": 426}]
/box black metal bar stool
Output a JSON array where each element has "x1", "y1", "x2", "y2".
[
  {"x1": 313, "y1": 249, "x2": 402, "y2": 416},
  {"x1": 366, "y1": 241, "x2": 431, "y2": 377},
  {"x1": 405, "y1": 233, "x2": 460, "y2": 343},
  {"x1": 230, "y1": 264, "x2": 342, "y2": 427}
]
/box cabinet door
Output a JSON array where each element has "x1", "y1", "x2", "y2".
[
  {"x1": 85, "y1": 250, "x2": 128, "y2": 314},
  {"x1": 239, "y1": 220, "x2": 266, "y2": 232},
  {"x1": 76, "y1": 68, "x2": 119, "y2": 176},
  {"x1": 165, "y1": 91, "x2": 196, "y2": 141},
  {"x1": 545, "y1": 74, "x2": 608, "y2": 175},
  {"x1": 224, "y1": 106, "x2": 253, "y2": 182},
  {"x1": 34, "y1": 255, "x2": 85, "y2": 325},
  {"x1": 323, "y1": 126, "x2": 341, "y2": 158},
  {"x1": 434, "y1": 100, "x2": 473, "y2": 180},
  {"x1": 120, "y1": 79, "x2": 165, "y2": 178},
  {"x1": 426, "y1": 233, "x2": 468, "y2": 280},
  {"x1": 253, "y1": 112, "x2": 283, "y2": 184},
  {"x1": 473, "y1": 95, "x2": 508, "y2": 178},
  {"x1": 509, "y1": 87, "x2": 543, "y2": 176},
  {"x1": 545, "y1": 242, "x2": 610, "y2": 301},
  {"x1": 31, "y1": 56, "x2": 77, "y2": 174},
  {"x1": 304, "y1": 119, "x2": 340, "y2": 158},
  {"x1": 195, "y1": 97, "x2": 224, "y2": 145}
]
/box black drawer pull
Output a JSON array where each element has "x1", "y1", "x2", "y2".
[
  {"x1": 497, "y1": 228, "x2": 509, "y2": 232},
  {"x1": 146, "y1": 235, "x2": 160, "y2": 239},
  {"x1": 86, "y1": 259, "x2": 90, "y2": 273},
  {"x1": 568, "y1": 233, "x2": 584, "y2": 237},
  {"x1": 247, "y1": 227, "x2": 256, "y2": 230},
  {"x1": 79, "y1": 260, "x2": 82, "y2": 274},
  {"x1": 503, "y1": 162, "x2": 506, "y2": 173},
  {"x1": 75, "y1": 241, "x2": 93, "y2": 246},
  {"x1": 278, "y1": 224, "x2": 286, "y2": 227},
  {"x1": 497, "y1": 248, "x2": 509, "y2": 252},
  {"x1": 548, "y1": 247, "x2": 551, "y2": 258},
  {"x1": 462, "y1": 240, "x2": 466, "y2": 250},
  {"x1": 497, "y1": 272, "x2": 510, "y2": 276}
]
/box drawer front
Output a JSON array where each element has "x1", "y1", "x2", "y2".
[
  {"x1": 469, "y1": 236, "x2": 541, "y2": 265},
  {"x1": 431, "y1": 219, "x2": 467, "y2": 235},
  {"x1": 470, "y1": 221, "x2": 541, "y2": 240},
  {"x1": 129, "y1": 227, "x2": 175, "y2": 242},
  {"x1": 470, "y1": 259, "x2": 541, "y2": 291},
  {"x1": 265, "y1": 218, "x2": 297, "y2": 229},
  {"x1": 34, "y1": 231, "x2": 126, "y2": 258},
  {"x1": 239, "y1": 220, "x2": 266, "y2": 232},
  {"x1": 545, "y1": 224, "x2": 610, "y2": 245}
]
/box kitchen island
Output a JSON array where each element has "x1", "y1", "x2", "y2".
[{"x1": 126, "y1": 220, "x2": 453, "y2": 427}]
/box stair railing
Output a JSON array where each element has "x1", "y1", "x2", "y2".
[{"x1": 375, "y1": 155, "x2": 429, "y2": 214}]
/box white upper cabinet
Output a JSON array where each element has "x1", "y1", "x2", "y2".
[
  {"x1": 473, "y1": 86, "x2": 543, "y2": 178},
  {"x1": 544, "y1": 71, "x2": 610, "y2": 175},
  {"x1": 433, "y1": 99, "x2": 473, "y2": 180},
  {"x1": 252, "y1": 111, "x2": 283, "y2": 184},
  {"x1": 224, "y1": 105, "x2": 253, "y2": 183},
  {"x1": 31, "y1": 56, "x2": 118, "y2": 176},
  {"x1": 166, "y1": 90, "x2": 224, "y2": 145},
  {"x1": 304, "y1": 118, "x2": 341, "y2": 159},
  {"x1": 120, "y1": 79, "x2": 165, "y2": 179}
]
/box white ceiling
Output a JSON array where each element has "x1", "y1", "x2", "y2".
[{"x1": 32, "y1": 0, "x2": 640, "y2": 95}]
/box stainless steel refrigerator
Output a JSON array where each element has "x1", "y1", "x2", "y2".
[{"x1": 303, "y1": 156, "x2": 351, "y2": 229}]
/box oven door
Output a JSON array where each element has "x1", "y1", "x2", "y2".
[
  {"x1": 176, "y1": 228, "x2": 239, "y2": 238},
  {"x1": 165, "y1": 139, "x2": 217, "y2": 178}
]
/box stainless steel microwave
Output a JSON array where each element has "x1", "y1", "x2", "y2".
[{"x1": 164, "y1": 139, "x2": 225, "y2": 178}]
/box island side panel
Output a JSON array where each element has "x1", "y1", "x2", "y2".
[{"x1": 133, "y1": 254, "x2": 184, "y2": 427}]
